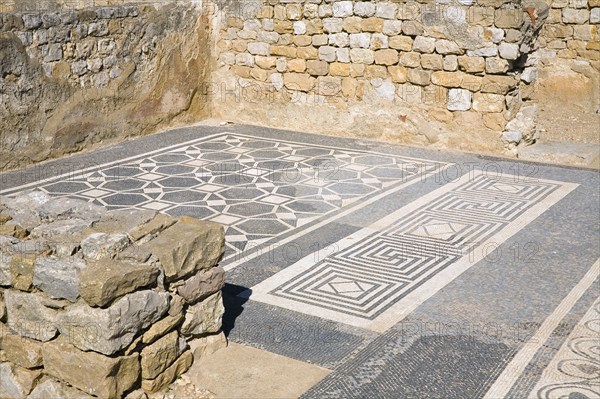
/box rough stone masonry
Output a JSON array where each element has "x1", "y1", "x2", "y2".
[{"x1": 0, "y1": 191, "x2": 227, "y2": 398}]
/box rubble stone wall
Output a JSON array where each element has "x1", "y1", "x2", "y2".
[
  {"x1": 0, "y1": 1, "x2": 211, "y2": 172},
  {"x1": 0, "y1": 191, "x2": 226, "y2": 398},
  {"x1": 210, "y1": 0, "x2": 555, "y2": 153}
]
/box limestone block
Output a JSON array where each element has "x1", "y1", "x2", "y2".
[
  {"x1": 485, "y1": 57, "x2": 509, "y2": 74},
  {"x1": 81, "y1": 232, "x2": 129, "y2": 261},
  {"x1": 350, "y1": 33, "x2": 371, "y2": 49},
  {"x1": 399, "y1": 52, "x2": 420, "y2": 68},
  {"x1": 376, "y1": 3, "x2": 398, "y2": 19},
  {"x1": 0, "y1": 362, "x2": 42, "y2": 399},
  {"x1": 2, "y1": 333, "x2": 43, "y2": 369},
  {"x1": 413, "y1": 36, "x2": 436, "y2": 53},
  {"x1": 562, "y1": 8, "x2": 590, "y2": 23},
  {"x1": 318, "y1": 46, "x2": 337, "y2": 62},
  {"x1": 287, "y1": 59, "x2": 307, "y2": 73},
  {"x1": 350, "y1": 48, "x2": 375, "y2": 64},
  {"x1": 435, "y1": 40, "x2": 462, "y2": 55},
  {"x1": 370, "y1": 33, "x2": 389, "y2": 50},
  {"x1": 354, "y1": 2, "x2": 376, "y2": 17},
  {"x1": 79, "y1": 259, "x2": 160, "y2": 307},
  {"x1": 330, "y1": 62, "x2": 351, "y2": 76},
  {"x1": 472, "y1": 92, "x2": 505, "y2": 112},
  {"x1": 408, "y1": 68, "x2": 432, "y2": 86},
  {"x1": 32, "y1": 257, "x2": 86, "y2": 302},
  {"x1": 28, "y1": 378, "x2": 94, "y2": 399},
  {"x1": 333, "y1": 1, "x2": 353, "y2": 18},
  {"x1": 375, "y1": 49, "x2": 399, "y2": 65},
  {"x1": 42, "y1": 339, "x2": 139, "y2": 399},
  {"x1": 388, "y1": 66, "x2": 408, "y2": 83},
  {"x1": 362, "y1": 17, "x2": 384, "y2": 33},
  {"x1": 498, "y1": 43, "x2": 519, "y2": 60},
  {"x1": 443, "y1": 55, "x2": 458, "y2": 71},
  {"x1": 457, "y1": 56, "x2": 485, "y2": 73},
  {"x1": 139, "y1": 216, "x2": 224, "y2": 282},
  {"x1": 389, "y1": 36, "x2": 413, "y2": 51},
  {"x1": 58, "y1": 290, "x2": 169, "y2": 355},
  {"x1": 336, "y1": 48, "x2": 351, "y2": 63},
  {"x1": 141, "y1": 331, "x2": 180, "y2": 380},
  {"x1": 343, "y1": 16, "x2": 362, "y2": 33},
  {"x1": 3, "y1": 291, "x2": 58, "y2": 342},
  {"x1": 328, "y1": 32, "x2": 349, "y2": 47},
  {"x1": 293, "y1": 21, "x2": 306, "y2": 35},
  {"x1": 421, "y1": 54, "x2": 443, "y2": 70},
  {"x1": 383, "y1": 20, "x2": 402, "y2": 36},
  {"x1": 323, "y1": 17, "x2": 343, "y2": 33},
  {"x1": 481, "y1": 75, "x2": 518, "y2": 94},
  {"x1": 448, "y1": 88, "x2": 472, "y2": 111},
  {"x1": 284, "y1": 72, "x2": 316, "y2": 90},
  {"x1": 306, "y1": 60, "x2": 329, "y2": 76},
  {"x1": 181, "y1": 292, "x2": 224, "y2": 337},
  {"x1": 402, "y1": 21, "x2": 424, "y2": 36},
  {"x1": 177, "y1": 266, "x2": 225, "y2": 304},
  {"x1": 141, "y1": 350, "x2": 193, "y2": 393}
]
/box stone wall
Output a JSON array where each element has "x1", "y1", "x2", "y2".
[
  {"x1": 0, "y1": 1, "x2": 211, "y2": 171},
  {"x1": 0, "y1": 191, "x2": 226, "y2": 398},
  {"x1": 210, "y1": 0, "x2": 552, "y2": 154},
  {"x1": 540, "y1": 0, "x2": 598, "y2": 60}
]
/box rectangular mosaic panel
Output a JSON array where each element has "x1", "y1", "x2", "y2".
[{"x1": 247, "y1": 171, "x2": 578, "y2": 332}]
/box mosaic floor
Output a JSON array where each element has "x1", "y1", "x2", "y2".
[{"x1": 1, "y1": 124, "x2": 598, "y2": 398}]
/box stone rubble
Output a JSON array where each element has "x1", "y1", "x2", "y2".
[{"x1": 0, "y1": 191, "x2": 226, "y2": 398}]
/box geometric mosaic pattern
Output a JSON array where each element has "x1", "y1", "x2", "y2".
[
  {"x1": 528, "y1": 298, "x2": 600, "y2": 398},
  {"x1": 248, "y1": 171, "x2": 578, "y2": 331},
  {"x1": 11, "y1": 133, "x2": 439, "y2": 259}
]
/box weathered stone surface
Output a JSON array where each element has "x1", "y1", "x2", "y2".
[
  {"x1": 1, "y1": 255, "x2": 13, "y2": 287},
  {"x1": 27, "y1": 378, "x2": 94, "y2": 399},
  {"x1": 79, "y1": 259, "x2": 160, "y2": 307},
  {"x1": 58, "y1": 290, "x2": 169, "y2": 355},
  {"x1": 473, "y1": 92, "x2": 505, "y2": 112},
  {"x1": 181, "y1": 291, "x2": 224, "y2": 337},
  {"x1": 191, "y1": 331, "x2": 228, "y2": 361},
  {"x1": 30, "y1": 219, "x2": 92, "y2": 239},
  {"x1": 177, "y1": 266, "x2": 225, "y2": 304},
  {"x1": 448, "y1": 88, "x2": 472, "y2": 111},
  {"x1": 42, "y1": 339, "x2": 139, "y2": 399},
  {"x1": 2, "y1": 333, "x2": 43, "y2": 369},
  {"x1": 0, "y1": 362, "x2": 42, "y2": 399},
  {"x1": 142, "y1": 312, "x2": 184, "y2": 345},
  {"x1": 141, "y1": 350, "x2": 193, "y2": 393},
  {"x1": 0, "y1": 291, "x2": 5, "y2": 321},
  {"x1": 92, "y1": 209, "x2": 157, "y2": 235},
  {"x1": 0, "y1": 225, "x2": 28, "y2": 239},
  {"x1": 81, "y1": 232, "x2": 129, "y2": 260},
  {"x1": 11, "y1": 254, "x2": 36, "y2": 292},
  {"x1": 141, "y1": 331, "x2": 180, "y2": 380},
  {"x1": 139, "y1": 216, "x2": 223, "y2": 283},
  {"x1": 4, "y1": 291, "x2": 58, "y2": 342},
  {"x1": 32, "y1": 257, "x2": 86, "y2": 302},
  {"x1": 481, "y1": 75, "x2": 518, "y2": 94},
  {"x1": 37, "y1": 198, "x2": 105, "y2": 224}
]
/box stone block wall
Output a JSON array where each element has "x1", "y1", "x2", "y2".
[
  {"x1": 0, "y1": 191, "x2": 226, "y2": 398},
  {"x1": 540, "y1": 0, "x2": 599, "y2": 61},
  {"x1": 210, "y1": 0, "x2": 551, "y2": 153},
  {"x1": 0, "y1": 1, "x2": 211, "y2": 171}
]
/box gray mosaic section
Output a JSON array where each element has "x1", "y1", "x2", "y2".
[{"x1": 16, "y1": 133, "x2": 439, "y2": 258}]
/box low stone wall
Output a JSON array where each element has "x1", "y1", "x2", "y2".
[
  {"x1": 0, "y1": 191, "x2": 226, "y2": 398},
  {"x1": 210, "y1": 0, "x2": 551, "y2": 154},
  {"x1": 0, "y1": 1, "x2": 211, "y2": 171}
]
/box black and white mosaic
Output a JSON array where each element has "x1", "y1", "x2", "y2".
[
  {"x1": 9, "y1": 133, "x2": 439, "y2": 258},
  {"x1": 248, "y1": 172, "x2": 577, "y2": 331}
]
